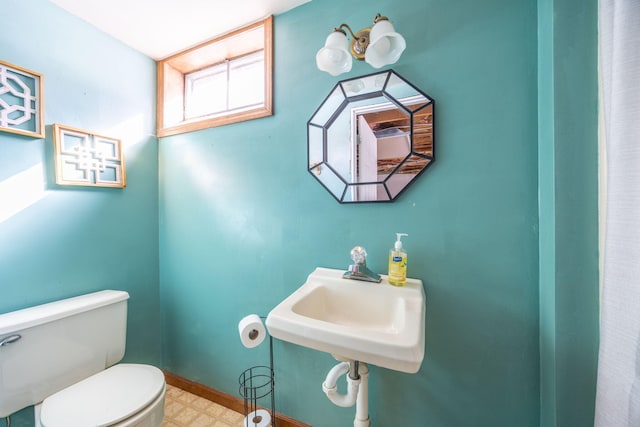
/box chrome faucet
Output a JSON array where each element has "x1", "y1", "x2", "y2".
[{"x1": 342, "y1": 246, "x2": 382, "y2": 283}]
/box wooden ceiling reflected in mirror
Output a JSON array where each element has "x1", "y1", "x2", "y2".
[{"x1": 307, "y1": 70, "x2": 435, "y2": 203}]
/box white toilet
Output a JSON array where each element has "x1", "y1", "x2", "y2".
[{"x1": 0, "y1": 290, "x2": 166, "y2": 427}]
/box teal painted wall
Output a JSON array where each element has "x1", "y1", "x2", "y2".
[
  {"x1": 538, "y1": 0, "x2": 600, "y2": 426},
  {"x1": 0, "y1": 0, "x2": 161, "y2": 424},
  {"x1": 0, "y1": 0, "x2": 598, "y2": 426},
  {"x1": 159, "y1": 0, "x2": 582, "y2": 426}
]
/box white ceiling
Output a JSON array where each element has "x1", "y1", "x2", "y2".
[{"x1": 47, "y1": 0, "x2": 311, "y2": 60}]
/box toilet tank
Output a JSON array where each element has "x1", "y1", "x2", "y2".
[{"x1": 0, "y1": 290, "x2": 130, "y2": 417}]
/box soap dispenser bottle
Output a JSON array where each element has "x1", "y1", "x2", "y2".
[{"x1": 388, "y1": 233, "x2": 408, "y2": 286}]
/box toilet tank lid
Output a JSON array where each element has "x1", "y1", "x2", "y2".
[
  {"x1": 0, "y1": 290, "x2": 129, "y2": 335},
  {"x1": 40, "y1": 364, "x2": 165, "y2": 427}
]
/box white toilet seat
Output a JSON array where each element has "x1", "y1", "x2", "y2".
[
  {"x1": 110, "y1": 381, "x2": 165, "y2": 427},
  {"x1": 39, "y1": 364, "x2": 165, "y2": 427}
]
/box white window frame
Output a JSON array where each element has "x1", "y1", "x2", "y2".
[{"x1": 184, "y1": 51, "x2": 265, "y2": 120}]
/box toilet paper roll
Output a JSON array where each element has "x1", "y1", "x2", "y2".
[
  {"x1": 238, "y1": 314, "x2": 266, "y2": 348},
  {"x1": 244, "y1": 409, "x2": 271, "y2": 427}
]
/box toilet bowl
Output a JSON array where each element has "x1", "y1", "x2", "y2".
[
  {"x1": 0, "y1": 290, "x2": 166, "y2": 426},
  {"x1": 36, "y1": 364, "x2": 166, "y2": 427}
]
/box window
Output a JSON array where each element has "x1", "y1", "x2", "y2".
[
  {"x1": 157, "y1": 16, "x2": 272, "y2": 137},
  {"x1": 184, "y1": 51, "x2": 265, "y2": 120}
]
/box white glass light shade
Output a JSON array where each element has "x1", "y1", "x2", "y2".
[
  {"x1": 316, "y1": 31, "x2": 353, "y2": 76},
  {"x1": 365, "y1": 19, "x2": 406, "y2": 68}
]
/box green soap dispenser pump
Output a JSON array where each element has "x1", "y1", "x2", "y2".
[{"x1": 388, "y1": 233, "x2": 408, "y2": 286}]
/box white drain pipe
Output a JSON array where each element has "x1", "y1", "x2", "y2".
[
  {"x1": 322, "y1": 361, "x2": 359, "y2": 407},
  {"x1": 322, "y1": 361, "x2": 371, "y2": 427},
  {"x1": 354, "y1": 363, "x2": 369, "y2": 427}
]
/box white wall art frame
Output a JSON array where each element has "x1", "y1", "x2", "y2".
[
  {"x1": 53, "y1": 124, "x2": 126, "y2": 188},
  {"x1": 0, "y1": 60, "x2": 44, "y2": 138}
]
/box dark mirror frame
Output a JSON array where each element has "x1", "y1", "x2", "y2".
[{"x1": 307, "y1": 69, "x2": 435, "y2": 203}]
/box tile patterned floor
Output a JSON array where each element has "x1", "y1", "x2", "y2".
[{"x1": 162, "y1": 384, "x2": 245, "y2": 427}]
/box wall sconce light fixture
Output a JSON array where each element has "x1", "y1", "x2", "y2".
[{"x1": 316, "y1": 13, "x2": 406, "y2": 76}]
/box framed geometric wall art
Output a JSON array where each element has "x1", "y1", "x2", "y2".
[
  {"x1": 53, "y1": 124, "x2": 126, "y2": 188},
  {"x1": 0, "y1": 60, "x2": 44, "y2": 138}
]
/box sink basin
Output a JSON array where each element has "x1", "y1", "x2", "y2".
[{"x1": 265, "y1": 267, "x2": 425, "y2": 373}]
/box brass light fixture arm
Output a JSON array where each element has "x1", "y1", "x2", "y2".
[
  {"x1": 337, "y1": 23, "x2": 369, "y2": 60},
  {"x1": 336, "y1": 23, "x2": 357, "y2": 39},
  {"x1": 329, "y1": 13, "x2": 391, "y2": 61},
  {"x1": 373, "y1": 13, "x2": 388, "y2": 24}
]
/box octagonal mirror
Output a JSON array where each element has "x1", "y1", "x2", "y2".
[{"x1": 308, "y1": 70, "x2": 435, "y2": 203}]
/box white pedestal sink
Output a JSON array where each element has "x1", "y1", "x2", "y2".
[{"x1": 265, "y1": 267, "x2": 425, "y2": 373}]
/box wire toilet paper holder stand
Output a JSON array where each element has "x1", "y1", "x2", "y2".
[{"x1": 238, "y1": 316, "x2": 275, "y2": 427}]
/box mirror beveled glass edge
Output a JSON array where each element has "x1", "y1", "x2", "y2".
[{"x1": 307, "y1": 69, "x2": 435, "y2": 203}]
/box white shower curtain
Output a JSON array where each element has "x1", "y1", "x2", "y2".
[{"x1": 595, "y1": 1, "x2": 640, "y2": 426}]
